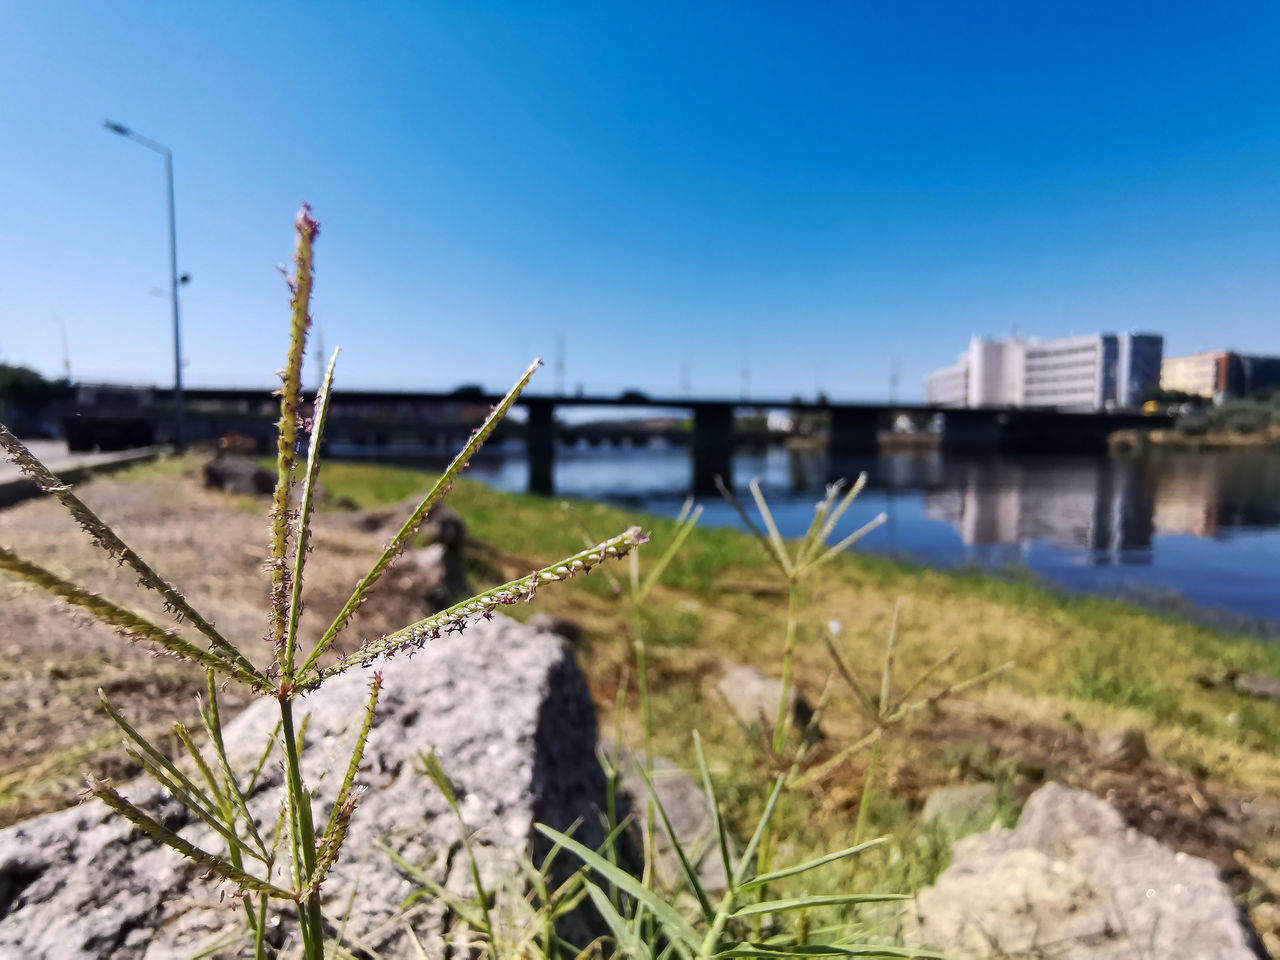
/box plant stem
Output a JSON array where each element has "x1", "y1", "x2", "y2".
[
  {"x1": 630, "y1": 607, "x2": 658, "y2": 890},
  {"x1": 854, "y1": 741, "x2": 881, "y2": 846},
  {"x1": 280, "y1": 698, "x2": 325, "y2": 958},
  {"x1": 755, "y1": 578, "x2": 800, "y2": 929},
  {"x1": 771, "y1": 580, "x2": 800, "y2": 756},
  {"x1": 253, "y1": 894, "x2": 269, "y2": 960}
]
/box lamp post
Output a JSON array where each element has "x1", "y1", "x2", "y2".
[{"x1": 104, "y1": 120, "x2": 185, "y2": 450}]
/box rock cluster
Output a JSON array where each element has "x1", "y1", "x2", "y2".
[
  {"x1": 904, "y1": 782, "x2": 1266, "y2": 959},
  {"x1": 0, "y1": 616, "x2": 607, "y2": 959}
]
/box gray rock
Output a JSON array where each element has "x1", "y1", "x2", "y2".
[
  {"x1": 201, "y1": 454, "x2": 275, "y2": 496},
  {"x1": 1231, "y1": 671, "x2": 1280, "y2": 704},
  {"x1": 921, "y1": 783, "x2": 999, "y2": 837},
  {"x1": 0, "y1": 615, "x2": 608, "y2": 959},
  {"x1": 387, "y1": 541, "x2": 470, "y2": 612},
  {"x1": 903, "y1": 782, "x2": 1265, "y2": 960},
  {"x1": 601, "y1": 740, "x2": 735, "y2": 895},
  {"x1": 1196, "y1": 670, "x2": 1280, "y2": 705},
  {"x1": 342, "y1": 500, "x2": 466, "y2": 549},
  {"x1": 716, "y1": 663, "x2": 816, "y2": 738},
  {"x1": 529, "y1": 613, "x2": 584, "y2": 646}
]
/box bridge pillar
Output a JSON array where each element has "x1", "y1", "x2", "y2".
[
  {"x1": 526, "y1": 400, "x2": 556, "y2": 495},
  {"x1": 940, "y1": 409, "x2": 1005, "y2": 453},
  {"x1": 826, "y1": 407, "x2": 881, "y2": 461},
  {"x1": 691, "y1": 404, "x2": 735, "y2": 493}
]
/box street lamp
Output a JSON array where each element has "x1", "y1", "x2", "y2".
[{"x1": 104, "y1": 120, "x2": 185, "y2": 450}]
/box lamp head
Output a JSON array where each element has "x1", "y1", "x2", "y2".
[{"x1": 103, "y1": 120, "x2": 130, "y2": 136}]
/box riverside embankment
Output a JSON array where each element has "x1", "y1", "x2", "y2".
[{"x1": 3, "y1": 455, "x2": 1280, "y2": 946}]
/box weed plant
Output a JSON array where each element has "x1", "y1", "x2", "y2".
[
  {"x1": 405, "y1": 732, "x2": 940, "y2": 960},
  {"x1": 562, "y1": 496, "x2": 702, "y2": 888},
  {"x1": 711, "y1": 477, "x2": 1012, "y2": 920},
  {"x1": 389, "y1": 477, "x2": 956, "y2": 959},
  {"x1": 0, "y1": 206, "x2": 644, "y2": 959}
]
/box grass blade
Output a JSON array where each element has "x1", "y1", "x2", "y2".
[
  {"x1": 0, "y1": 424, "x2": 257, "y2": 677},
  {"x1": 535, "y1": 823, "x2": 701, "y2": 952},
  {"x1": 809, "y1": 513, "x2": 887, "y2": 571},
  {"x1": 807, "y1": 473, "x2": 868, "y2": 561},
  {"x1": 302, "y1": 526, "x2": 648, "y2": 687},
  {"x1": 585, "y1": 883, "x2": 651, "y2": 960},
  {"x1": 300, "y1": 357, "x2": 543, "y2": 675},
  {"x1": 172, "y1": 722, "x2": 226, "y2": 808},
  {"x1": 0, "y1": 546, "x2": 268, "y2": 691},
  {"x1": 822, "y1": 634, "x2": 879, "y2": 723},
  {"x1": 732, "y1": 775, "x2": 784, "y2": 890},
  {"x1": 637, "y1": 504, "x2": 702, "y2": 603},
  {"x1": 738, "y1": 840, "x2": 885, "y2": 890},
  {"x1": 888, "y1": 648, "x2": 958, "y2": 717},
  {"x1": 88, "y1": 777, "x2": 292, "y2": 898},
  {"x1": 322, "y1": 672, "x2": 382, "y2": 840},
  {"x1": 795, "y1": 480, "x2": 845, "y2": 568},
  {"x1": 879, "y1": 600, "x2": 903, "y2": 717},
  {"x1": 714, "y1": 475, "x2": 769, "y2": 546},
  {"x1": 284, "y1": 346, "x2": 340, "y2": 676},
  {"x1": 730, "y1": 894, "x2": 908, "y2": 919},
  {"x1": 719, "y1": 945, "x2": 941, "y2": 959},
  {"x1": 694, "y1": 732, "x2": 735, "y2": 895},
  {"x1": 748, "y1": 478, "x2": 794, "y2": 577},
  {"x1": 631, "y1": 756, "x2": 716, "y2": 921},
  {"x1": 199, "y1": 671, "x2": 270, "y2": 858}
]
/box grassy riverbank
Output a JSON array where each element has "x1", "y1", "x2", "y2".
[
  {"x1": 5, "y1": 454, "x2": 1280, "y2": 933},
  {"x1": 312, "y1": 460, "x2": 1280, "y2": 899}
]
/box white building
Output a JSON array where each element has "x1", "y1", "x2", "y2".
[
  {"x1": 923, "y1": 360, "x2": 968, "y2": 407},
  {"x1": 924, "y1": 333, "x2": 1162, "y2": 410}
]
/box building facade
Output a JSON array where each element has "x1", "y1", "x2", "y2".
[
  {"x1": 924, "y1": 333, "x2": 1163, "y2": 410},
  {"x1": 1161, "y1": 350, "x2": 1280, "y2": 401},
  {"x1": 1160, "y1": 351, "x2": 1227, "y2": 399}
]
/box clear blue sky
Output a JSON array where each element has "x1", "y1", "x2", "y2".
[{"x1": 2, "y1": 1, "x2": 1279, "y2": 400}]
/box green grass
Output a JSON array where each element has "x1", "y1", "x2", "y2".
[
  {"x1": 114, "y1": 455, "x2": 1280, "y2": 900},
  {"x1": 310, "y1": 459, "x2": 1280, "y2": 749}
]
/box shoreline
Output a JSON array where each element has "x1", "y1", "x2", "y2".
[{"x1": 1111, "y1": 426, "x2": 1280, "y2": 451}]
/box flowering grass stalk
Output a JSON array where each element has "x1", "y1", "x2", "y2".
[{"x1": 0, "y1": 205, "x2": 641, "y2": 959}]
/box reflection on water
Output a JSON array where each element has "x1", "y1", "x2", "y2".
[
  {"x1": 365, "y1": 441, "x2": 1280, "y2": 630},
  {"x1": 923, "y1": 459, "x2": 1156, "y2": 563}
]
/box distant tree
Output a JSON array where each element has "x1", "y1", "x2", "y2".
[
  {"x1": 0, "y1": 364, "x2": 67, "y2": 406},
  {"x1": 1144, "y1": 386, "x2": 1202, "y2": 405}
]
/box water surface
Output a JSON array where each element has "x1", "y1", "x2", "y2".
[{"x1": 350, "y1": 442, "x2": 1280, "y2": 631}]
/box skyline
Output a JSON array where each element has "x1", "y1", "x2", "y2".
[{"x1": 3, "y1": 2, "x2": 1280, "y2": 400}]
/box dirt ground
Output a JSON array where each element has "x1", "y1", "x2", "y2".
[{"x1": 0, "y1": 468, "x2": 441, "y2": 826}]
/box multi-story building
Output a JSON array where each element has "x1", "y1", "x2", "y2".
[
  {"x1": 923, "y1": 360, "x2": 968, "y2": 407},
  {"x1": 924, "y1": 332, "x2": 1162, "y2": 410},
  {"x1": 1160, "y1": 350, "x2": 1225, "y2": 399},
  {"x1": 1161, "y1": 350, "x2": 1280, "y2": 401}
]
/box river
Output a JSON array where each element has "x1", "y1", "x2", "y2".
[{"x1": 339, "y1": 441, "x2": 1280, "y2": 633}]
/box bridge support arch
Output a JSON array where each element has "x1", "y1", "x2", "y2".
[
  {"x1": 691, "y1": 404, "x2": 735, "y2": 493},
  {"x1": 827, "y1": 407, "x2": 880, "y2": 457},
  {"x1": 940, "y1": 409, "x2": 1005, "y2": 454},
  {"x1": 526, "y1": 400, "x2": 556, "y2": 495}
]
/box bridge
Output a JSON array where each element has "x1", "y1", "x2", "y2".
[{"x1": 58, "y1": 385, "x2": 1170, "y2": 494}]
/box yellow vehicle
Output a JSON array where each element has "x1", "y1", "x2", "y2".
[{"x1": 1143, "y1": 400, "x2": 1161, "y2": 415}]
